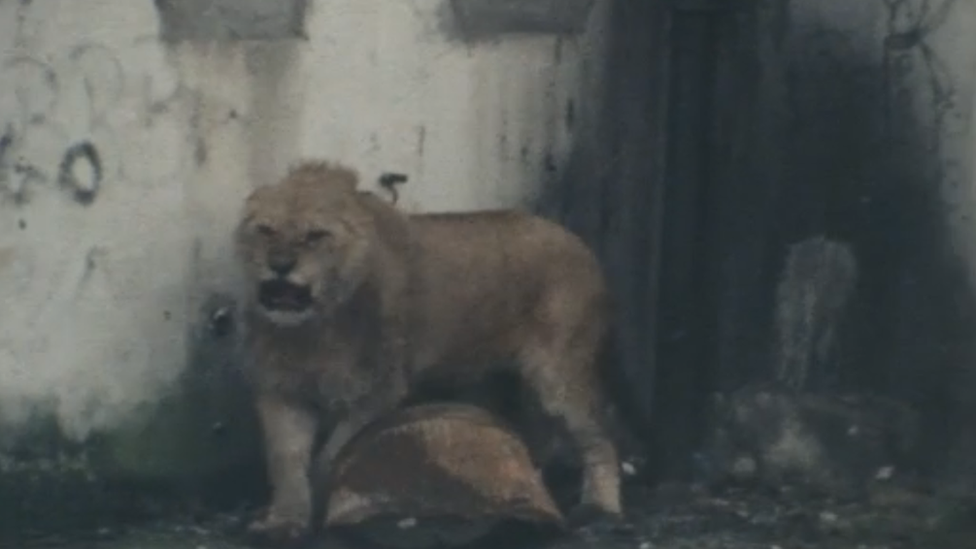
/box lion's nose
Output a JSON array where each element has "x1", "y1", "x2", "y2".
[{"x1": 268, "y1": 254, "x2": 296, "y2": 276}]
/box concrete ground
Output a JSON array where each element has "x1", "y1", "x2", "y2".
[{"x1": 5, "y1": 481, "x2": 974, "y2": 549}]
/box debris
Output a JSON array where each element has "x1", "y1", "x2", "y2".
[{"x1": 875, "y1": 466, "x2": 895, "y2": 481}]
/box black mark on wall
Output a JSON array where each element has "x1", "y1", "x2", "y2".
[
  {"x1": 208, "y1": 306, "x2": 235, "y2": 339},
  {"x1": 416, "y1": 125, "x2": 427, "y2": 157},
  {"x1": 0, "y1": 127, "x2": 12, "y2": 164},
  {"x1": 58, "y1": 141, "x2": 102, "y2": 205},
  {"x1": 194, "y1": 137, "x2": 208, "y2": 167}
]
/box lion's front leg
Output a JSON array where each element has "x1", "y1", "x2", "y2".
[
  {"x1": 316, "y1": 323, "x2": 410, "y2": 508},
  {"x1": 248, "y1": 395, "x2": 318, "y2": 547}
]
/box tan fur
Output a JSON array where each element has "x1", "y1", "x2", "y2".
[{"x1": 236, "y1": 160, "x2": 621, "y2": 545}]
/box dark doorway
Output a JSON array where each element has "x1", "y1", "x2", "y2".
[{"x1": 545, "y1": 0, "x2": 976, "y2": 496}]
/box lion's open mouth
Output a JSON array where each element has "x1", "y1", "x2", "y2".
[{"x1": 258, "y1": 280, "x2": 313, "y2": 312}]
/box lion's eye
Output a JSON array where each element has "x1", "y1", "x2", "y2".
[
  {"x1": 256, "y1": 224, "x2": 275, "y2": 237},
  {"x1": 305, "y1": 229, "x2": 330, "y2": 244}
]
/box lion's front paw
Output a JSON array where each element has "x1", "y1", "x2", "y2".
[
  {"x1": 246, "y1": 513, "x2": 311, "y2": 548},
  {"x1": 567, "y1": 503, "x2": 630, "y2": 537}
]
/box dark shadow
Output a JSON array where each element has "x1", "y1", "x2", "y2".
[
  {"x1": 540, "y1": 0, "x2": 976, "y2": 492},
  {"x1": 752, "y1": 11, "x2": 976, "y2": 482}
]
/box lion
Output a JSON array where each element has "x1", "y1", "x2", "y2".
[{"x1": 235, "y1": 161, "x2": 622, "y2": 546}]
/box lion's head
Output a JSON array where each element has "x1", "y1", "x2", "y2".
[{"x1": 235, "y1": 161, "x2": 373, "y2": 326}]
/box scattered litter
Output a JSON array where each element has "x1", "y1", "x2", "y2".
[
  {"x1": 819, "y1": 511, "x2": 838, "y2": 523},
  {"x1": 875, "y1": 465, "x2": 895, "y2": 481}
]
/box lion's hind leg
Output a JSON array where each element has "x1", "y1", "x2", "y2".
[{"x1": 516, "y1": 316, "x2": 622, "y2": 526}]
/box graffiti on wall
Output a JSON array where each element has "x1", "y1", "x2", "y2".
[{"x1": 0, "y1": 40, "x2": 184, "y2": 208}]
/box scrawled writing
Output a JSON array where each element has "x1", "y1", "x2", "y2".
[{"x1": 0, "y1": 41, "x2": 182, "y2": 207}]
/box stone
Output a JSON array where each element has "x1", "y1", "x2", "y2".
[{"x1": 700, "y1": 386, "x2": 920, "y2": 496}]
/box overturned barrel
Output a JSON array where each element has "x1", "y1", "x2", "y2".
[{"x1": 324, "y1": 403, "x2": 565, "y2": 548}]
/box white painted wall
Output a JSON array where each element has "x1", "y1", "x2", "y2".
[
  {"x1": 0, "y1": 1, "x2": 191, "y2": 440},
  {"x1": 0, "y1": 0, "x2": 610, "y2": 448}
]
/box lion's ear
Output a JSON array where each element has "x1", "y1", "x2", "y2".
[{"x1": 243, "y1": 184, "x2": 273, "y2": 208}]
